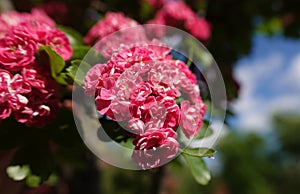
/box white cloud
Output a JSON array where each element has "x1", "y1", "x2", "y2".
[{"x1": 231, "y1": 52, "x2": 300, "y2": 132}]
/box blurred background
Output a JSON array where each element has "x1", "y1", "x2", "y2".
[{"x1": 0, "y1": 0, "x2": 300, "y2": 193}]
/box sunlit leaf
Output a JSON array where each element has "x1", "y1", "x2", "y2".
[
  {"x1": 181, "y1": 147, "x2": 216, "y2": 158},
  {"x1": 6, "y1": 165, "x2": 30, "y2": 181},
  {"x1": 183, "y1": 155, "x2": 211, "y2": 185},
  {"x1": 38, "y1": 46, "x2": 67, "y2": 85},
  {"x1": 67, "y1": 60, "x2": 91, "y2": 86},
  {"x1": 57, "y1": 25, "x2": 84, "y2": 46},
  {"x1": 26, "y1": 174, "x2": 41, "y2": 187}
]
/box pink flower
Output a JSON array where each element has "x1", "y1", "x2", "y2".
[
  {"x1": 127, "y1": 118, "x2": 145, "y2": 134},
  {"x1": 0, "y1": 33, "x2": 37, "y2": 71},
  {"x1": 147, "y1": 1, "x2": 211, "y2": 40},
  {"x1": 14, "y1": 88, "x2": 59, "y2": 128},
  {"x1": 0, "y1": 9, "x2": 55, "y2": 36},
  {"x1": 84, "y1": 12, "x2": 148, "y2": 58},
  {"x1": 170, "y1": 60, "x2": 197, "y2": 84},
  {"x1": 132, "y1": 127, "x2": 179, "y2": 169},
  {"x1": 84, "y1": 63, "x2": 106, "y2": 96},
  {"x1": 185, "y1": 16, "x2": 211, "y2": 40},
  {"x1": 12, "y1": 21, "x2": 53, "y2": 44},
  {"x1": 13, "y1": 67, "x2": 59, "y2": 127},
  {"x1": 157, "y1": 96, "x2": 181, "y2": 129},
  {"x1": 0, "y1": 20, "x2": 9, "y2": 38},
  {"x1": 84, "y1": 42, "x2": 207, "y2": 168},
  {"x1": 29, "y1": 8, "x2": 56, "y2": 27},
  {"x1": 180, "y1": 99, "x2": 206, "y2": 138},
  {"x1": 45, "y1": 29, "x2": 72, "y2": 61},
  {"x1": 0, "y1": 11, "x2": 26, "y2": 29},
  {"x1": 84, "y1": 12, "x2": 140, "y2": 45},
  {"x1": 0, "y1": 66, "x2": 59, "y2": 127},
  {"x1": 0, "y1": 69, "x2": 13, "y2": 119},
  {"x1": 163, "y1": 1, "x2": 195, "y2": 22},
  {"x1": 0, "y1": 69, "x2": 31, "y2": 119}
]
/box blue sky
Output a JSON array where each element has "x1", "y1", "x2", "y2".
[{"x1": 231, "y1": 34, "x2": 300, "y2": 132}]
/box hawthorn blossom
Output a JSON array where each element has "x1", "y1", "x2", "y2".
[
  {"x1": 0, "y1": 9, "x2": 55, "y2": 36},
  {"x1": 45, "y1": 29, "x2": 73, "y2": 61},
  {"x1": 0, "y1": 69, "x2": 14, "y2": 119},
  {"x1": 132, "y1": 127, "x2": 179, "y2": 169},
  {"x1": 0, "y1": 33, "x2": 37, "y2": 71},
  {"x1": 147, "y1": 1, "x2": 211, "y2": 40},
  {"x1": 84, "y1": 42, "x2": 206, "y2": 169},
  {"x1": 84, "y1": 12, "x2": 149, "y2": 58},
  {"x1": 0, "y1": 66, "x2": 59, "y2": 127},
  {"x1": 84, "y1": 12, "x2": 140, "y2": 45},
  {"x1": 180, "y1": 99, "x2": 206, "y2": 138},
  {"x1": 12, "y1": 21, "x2": 54, "y2": 45}
]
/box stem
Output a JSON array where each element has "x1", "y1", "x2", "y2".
[{"x1": 151, "y1": 167, "x2": 165, "y2": 194}]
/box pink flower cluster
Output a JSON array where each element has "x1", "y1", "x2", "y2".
[
  {"x1": 84, "y1": 12, "x2": 140, "y2": 45},
  {"x1": 0, "y1": 9, "x2": 72, "y2": 127},
  {"x1": 0, "y1": 67, "x2": 59, "y2": 127},
  {"x1": 147, "y1": 1, "x2": 211, "y2": 40},
  {"x1": 84, "y1": 42, "x2": 206, "y2": 169},
  {"x1": 0, "y1": 9, "x2": 72, "y2": 64},
  {"x1": 84, "y1": 12, "x2": 148, "y2": 58}
]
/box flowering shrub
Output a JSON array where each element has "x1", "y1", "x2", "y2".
[
  {"x1": 0, "y1": 0, "x2": 219, "y2": 190},
  {"x1": 0, "y1": 9, "x2": 72, "y2": 127}
]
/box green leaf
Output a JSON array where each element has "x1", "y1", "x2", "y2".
[
  {"x1": 181, "y1": 147, "x2": 216, "y2": 158},
  {"x1": 67, "y1": 60, "x2": 91, "y2": 86},
  {"x1": 11, "y1": 144, "x2": 55, "y2": 181},
  {"x1": 26, "y1": 174, "x2": 41, "y2": 187},
  {"x1": 71, "y1": 45, "x2": 91, "y2": 60},
  {"x1": 38, "y1": 46, "x2": 67, "y2": 85},
  {"x1": 183, "y1": 155, "x2": 211, "y2": 185},
  {"x1": 119, "y1": 138, "x2": 135, "y2": 149},
  {"x1": 57, "y1": 25, "x2": 84, "y2": 46},
  {"x1": 6, "y1": 165, "x2": 30, "y2": 181},
  {"x1": 45, "y1": 174, "x2": 59, "y2": 186},
  {"x1": 196, "y1": 125, "x2": 213, "y2": 139}
]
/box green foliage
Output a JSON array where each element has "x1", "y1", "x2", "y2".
[
  {"x1": 181, "y1": 147, "x2": 216, "y2": 158},
  {"x1": 57, "y1": 25, "x2": 85, "y2": 47},
  {"x1": 66, "y1": 59, "x2": 91, "y2": 86},
  {"x1": 38, "y1": 45, "x2": 68, "y2": 85},
  {"x1": 6, "y1": 165, "x2": 30, "y2": 181},
  {"x1": 183, "y1": 155, "x2": 211, "y2": 185}
]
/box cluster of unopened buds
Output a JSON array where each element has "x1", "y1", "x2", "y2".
[
  {"x1": 0, "y1": 9, "x2": 72, "y2": 127},
  {"x1": 84, "y1": 40, "x2": 206, "y2": 169}
]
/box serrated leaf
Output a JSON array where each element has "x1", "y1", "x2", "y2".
[
  {"x1": 38, "y1": 45, "x2": 67, "y2": 85},
  {"x1": 181, "y1": 147, "x2": 216, "y2": 158},
  {"x1": 6, "y1": 165, "x2": 30, "y2": 181},
  {"x1": 67, "y1": 60, "x2": 91, "y2": 86},
  {"x1": 183, "y1": 155, "x2": 211, "y2": 185}
]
